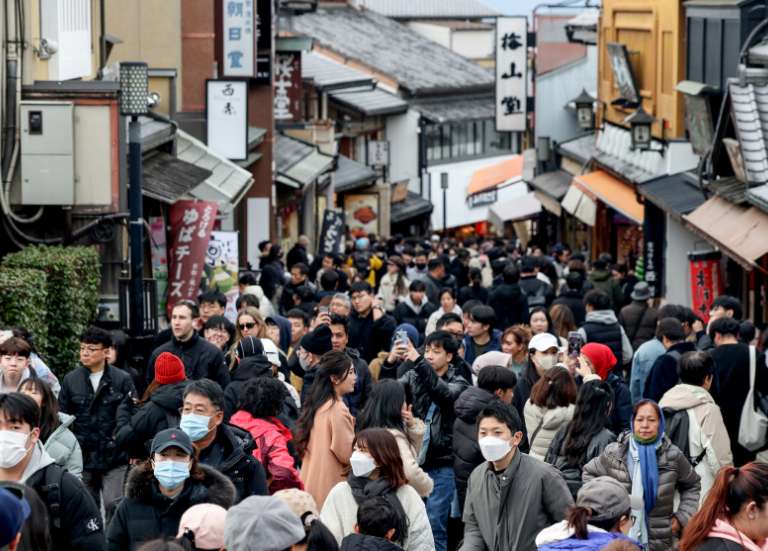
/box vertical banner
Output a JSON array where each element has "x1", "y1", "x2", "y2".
[
  {"x1": 643, "y1": 203, "x2": 665, "y2": 298},
  {"x1": 203, "y1": 231, "x2": 240, "y2": 322},
  {"x1": 206, "y1": 80, "x2": 249, "y2": 160},
  {"x1": 222, "y1": 0, "x2": 256, "y2": 77},
  {"x1": 688, "y1": 252, "x2": 723, "y2": 323},
  {"x1": 317, "y1": 209, "x2": 345, "y2": 257},
  {"x1": 496, "y1": 17, "x2": 528, "y2": 132},
  {"x1": 273, "y1": 53, "x2": 302, "y2": 121},
  {"x1": 167, "y1": 200, "x2": 219, "y2": 316},
  {"x1": 255, "y1": 0, "x2": 273, "y2": 82},
  {"x1": 149, "y1": 216, "x2": 169, "y2": 320}
]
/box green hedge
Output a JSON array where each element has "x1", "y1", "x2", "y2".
[
  {"x1": 0, "y1": 245, "x2": 101, "y2": 377},
  {"x1": 0, "y1": 268, "x2": 49, "y2": 353}
]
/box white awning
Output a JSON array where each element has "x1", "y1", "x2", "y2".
[
  {"x1": 561, "y1": 184, "x2": 596, "y2": 226},
  {"x1": 534, "y1": 190, "x2": 562, "y2": 216},
  {"x1": 282, "y1": 150, "x2": 335, "y2": 187},
  {"x1": 488, "y1": 192, "x2": 541, "y2": 228}
]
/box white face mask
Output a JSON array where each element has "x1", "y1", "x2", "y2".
[
  {"x1": 298, "y1": 350, "x2": 311, "y2": 371},
  {"x1": 536, "y1": 354, "x2": 557, "y2": 371},
  {"x1": 350, "y1": 451, "x2": 377, "y2": 478},
  {"x1": 0, "y1": 429, "x2": 31, "y2": 468},
  {"x1": 478, "y1": 436, "x2": 512, "y2": 462}
]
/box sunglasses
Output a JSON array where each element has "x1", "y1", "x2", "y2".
[{"x1": 239, "y1": 322, "x2": 257, "y2": 330}]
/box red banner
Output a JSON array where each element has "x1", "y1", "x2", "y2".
[
  {"x1": 167, "y1": 200, "x2": 218, "y2": 316},
  {"x1": 689, "y1": 254, "x2": 723, "y2": 323}
]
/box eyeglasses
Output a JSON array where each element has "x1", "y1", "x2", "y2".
[
  {"x1": 79, "y1": 345, "x2": 105, "y2": 354},
  {"x1": 239, "y1": 322, "x2": 257, "y2": 331}
]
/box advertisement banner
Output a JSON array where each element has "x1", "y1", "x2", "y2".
[
  {"x1": 344, "y1": 193, "x2": 379, "y2": 237},
  {"x1": 203, "y1": 231, "x2": 240, "y2": 322},
  {"x1": 495, "y1": 17, "x2": 528, "y2": 132},
  {"x1": 688, "y1": 252, "x2": 723, "y2": 323},
  {"x1": 167, "y1": 200, "x2": 219, "y2": 316},
  {"x1": 149, "y1": 216, "x2": 169, "y2": 319},
  {"x1": 317, "y1": 209, "x2": 345, "y2": 257}
]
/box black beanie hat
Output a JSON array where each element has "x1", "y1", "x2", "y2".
[
  {"x1": 235, "y1": 336, "x2": 265, "y2": 360},
  {"x1": 299, "y1": 324, "x2": 333, "y2": 356}
]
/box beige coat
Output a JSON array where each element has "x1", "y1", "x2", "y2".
[
  {"x1": 300, "y1": 399, "x2": 355, "y2": 508},
  {"x1": 523, "y1": 401, "x2": 575, "y2": 461},
  {"x1": 388, "y1": 420, "x2": 434, "y2": 498}
]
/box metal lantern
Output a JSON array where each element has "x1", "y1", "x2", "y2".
[
  {"x1": 573, "y1": 88, "x2": 596, "y2": 130},
  {"x1": 624, "y1": 105, "x2": 655, "y2": 151},
  {"x1": 119, "y1": 62, "x2": 149, "y2": 116}
]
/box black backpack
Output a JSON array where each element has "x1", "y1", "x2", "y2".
[{"x1": 662, "y1": 407, "x2": 706, "y2": 467}]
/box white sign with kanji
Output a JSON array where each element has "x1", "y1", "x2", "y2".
[
  {"x1": 496, "y1": 17, "x2": 528, "y2": 132},
  {"x1": 222, "y1": 0, "x2": 255, "y2": 77},
  {"x1": 206, "y1": 80, "x2": 248, "y2": 161},
  {"x1": 367, "y1": 141, "x2": 390, "y2": 167}
]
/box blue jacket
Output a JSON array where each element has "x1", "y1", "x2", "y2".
[
  {"x1": 538, "y1": 529, "x2": 638, "y2": 550},
  {"x1": 630, "y1": 338, "x2": 665, "y2": 404},
  {"x1": 462, "y1": 329, "x2": 502, "y2": 366}
]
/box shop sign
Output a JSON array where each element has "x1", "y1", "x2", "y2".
[
  {"x1": 367, "y1": 141, "x2": 390, "y2": 167},
  {"x1": 607, "y1": 43, "x2": 640, "y2": 105},
  {"x1": 643, "y1": 203, "x2": 665, "y2": 298},
  {"x1": 344, "y1": 193, "x2": 379, "y2": 237},
  {"x1": 203, "y1": 231, "x2": 239, "y2": 322},
  {"x1": 495, "y1": 17, "x2": 528, "y2": 132},
  {"x1": 317, "y1": 209, "x2": 345, "y2": 256},
  {"x1": 206, "y1": 80, "x2": 249, "y2": 160},
  {"x1": 468, "y1": 189, "x2": 497, "y2": 209},
  {"x1": 167, "y1": 200, "x2": 219, "y2": 316},
  {"x1": 255, "y1": 0, "x2": 272, "y2": 82},
  {"x1": 149, "y1": 216, "x2": 169, "y2": 319},
  {"x1": 222, "y1": 0, "x2": 256, "y2": 77},
  {"x1": 274, "y1": 53, "x2": 302, "y2": 121},
  {"x1": 688, "y1": 251, "x2": 723, "y2": 323}
]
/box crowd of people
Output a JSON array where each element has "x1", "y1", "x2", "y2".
[{"x1": 0, "y1": 233, "x2": 768, "y2": 551}]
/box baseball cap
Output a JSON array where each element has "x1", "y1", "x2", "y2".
[
  {"x1": 274, "y1": 489, "x2": 319, "y2": 530},
  {"x1": 576, "y1": 476, "x2": 631, "y2": 521},
  {"x1": 260, "y1": 338, "x2": 281, "y2": 367},
  {"x1": 528, "y1": 332, "x2": 560, "y2": 352},
  {"x1": 225, "y1": 495, "x2": 305, "y2": 551},
  {"x1": 177, "y1": 503, "x2": 227, "y2": 550},
  {"x1": 150, "y1": 428, "x2": 194, "y2": 456},
  {"x1": 0, "y1": 487, "x2": 30, "y2": 547}
]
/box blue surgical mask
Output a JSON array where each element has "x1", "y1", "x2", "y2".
[
  {"x1": 180, "y1": 413, "x2": 211, "y2": 442},
  {"x1": 154, "y1": 459, "x2": 190, "y2": 489}
]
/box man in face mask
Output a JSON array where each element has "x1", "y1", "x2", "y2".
[
  {"x1": 180, "y1": 379, "x2": 267, "y2": 502},
  {"x1": 462, "y1": 402, "x2": 572, "y2": 551},
  {"x1": 0, "y1": 393, "x2": 104, "y2": 551},
  {"x1": 511, "y1": 332, "x2": 560, "y2": 419}
]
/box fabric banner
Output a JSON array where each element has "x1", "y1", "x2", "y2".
[
  {"x1": 689, "y1": 252, "x2": 723, "y2": 323},
  {"x1": 203, "y1": 231, "x2": 239, "y2": 322},
  {"x1": 317, "y1": 209, "x2": 345, "y2": 257},
  {"x1": 643, "y1": 203, "x2": 665, "y2": 298},
  {"x1": 167, "y1": 200, "x2": 219, "y2": 316},
  {"x1": 149, "y1": 216, "x2": 169, "y2": 320}
]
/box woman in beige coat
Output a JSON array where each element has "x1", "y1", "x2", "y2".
[
  {"x1": 296, "y1": 350, "x2": 357, "y2": 508},
  {"x1": 524, "y1": 365, "x2": 577, "y2": 460},
  {"x1": 356, "y1": 379, "x2": 434, "y2": 497}
]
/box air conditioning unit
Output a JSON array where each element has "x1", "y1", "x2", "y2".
[{"x1": 41, "y1": 0, "x2": 93, "y2": 80}]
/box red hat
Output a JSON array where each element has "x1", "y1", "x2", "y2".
[
  {"x1": 155, "y1": 352, "x2": 186, "y2": 385},
  {"x1": 581, "y1": 343, "x2": 617, "y2": 381}
]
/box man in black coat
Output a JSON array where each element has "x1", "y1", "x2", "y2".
[
  {"x1": 286, "y1": 235, "x2": 310, "y2": 270},
  {"x1": 180, "y1": 379, "x2": 268, "y2": 502},
  {"x1": 488, "y1": 264, "x2": 529, "y2": 330},
  {"x1": 280, "y1": 262, "x2": 315, "y2": 315},
  {"x1": 329, "y1": 315, "x2": 374, "y2": 416},
  {"x1": 147, "y1": 301, "x2": 230, "y2": 389},
  {"x1": 394, "y1": 280, "x2": 437, "y2": 337},
  {"x1": 552, "y1": 271, "x2": 587, "y2": 326},
  {"x1": 518, "y1": 256, "x2": 554, "y2": 312},
  {"x1": 644, "y1": 318, "x2": 696, "y2": 402},
  {"x1": 348, "y1": 282, "x2": 397, "y2": 363},
  {"x1": 59, "y1": 327, "x2": 136, "y2": 519}
]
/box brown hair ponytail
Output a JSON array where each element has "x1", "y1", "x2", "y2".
[{"x1": 566, "y1": 506, "x2": 592, "y2": 539}]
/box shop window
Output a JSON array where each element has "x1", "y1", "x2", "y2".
[{"x1": 426, "y1": 119, "x2": 515, "y2": 164}]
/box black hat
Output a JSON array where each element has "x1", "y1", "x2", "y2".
[
  {"x1": 235, "y1": 336, "x2": 265, "y2": 360},
  {"x1": 299, "y1": 324, "x2": 333, "y2": 356},
  {"x1": 151, "y1": 428, "x2": 194, "y2": 455}
]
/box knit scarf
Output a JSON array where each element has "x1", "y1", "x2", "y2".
[{"x1": 348, "y1": 475, "x2": 409, "y2": 545}]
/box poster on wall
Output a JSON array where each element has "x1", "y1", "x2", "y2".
[
  {"x1": 167, "y1": 200, "x2": 219, "y2": 316},
  {"x1": 688, "y1": 251, "x2": 723, "y2": 323},
  {"x1": 203, "y1": 231, "x2": 239, "y2": 322},
  {"x1": 495, "y1": 16, "x2": 528, "y2": 132},
  {"x1": 344, "y1": 194, "x2": 379, "y2": 238},
  {"x1": 149, "y1": 216, "x2": 169, "y2": 320}
]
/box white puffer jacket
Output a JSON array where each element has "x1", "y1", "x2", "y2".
[{"x1": 523, "y1": 401, "x2": 575, "y2": 460}]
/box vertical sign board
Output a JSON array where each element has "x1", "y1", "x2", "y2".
[
  {"x1": 495, "y1": 17, "x2": 528, "y2": 132},
  {"x1": 274, "y1": 53, "x2": 302, "y2": 121},
  {"x1": 148, "y1": 216, "x2": 169, "y2": 319},
  {"x1": 203, "y1": 231, "x2": 240, "y2": 322},
  {"x1": 255, "y1": 0, "x2": 273, "y2": 82},
  {"x1": 367, "y1": 141, "x2": 390, "y2": 167},
  {"x1": 643, "y1": 203, "x2": 665, "y2": 298},
  {"x1": 689, "y1": 252, "x2": 723, "y2": 324},
  {"x1": 206, "y1": 80, "x2": 248, "y2": 161},
  {"x1": 317, "y1": 209, "x2": 345, "y2": 257},
  {"x1": 222, "y1": 0, "x2": 256, "y2": 77}
]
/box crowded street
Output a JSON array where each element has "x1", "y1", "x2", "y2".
[{"x1": 1, "y1": 0, "x2": 768, "y2": 550}]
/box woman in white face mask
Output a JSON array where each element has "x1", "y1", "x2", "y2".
[
  {"x1": 106, "y1": 429, "x2": 237, "y2": 551},
  {"x1": 319, "y1": 428, "x2": 435, "y2": 551}
]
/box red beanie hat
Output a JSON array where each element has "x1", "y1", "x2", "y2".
[
  {"x1": 155, "y1": 352, "x2": 186, "y2": 385},
  {"x1": 581, "y1": 343, "x2": 617, "y2": 381}
]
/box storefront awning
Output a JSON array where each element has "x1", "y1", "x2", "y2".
[
  {"x1": 573, "y1": 170, "x2": 644, "y2": 224},
  {"x1": 467, "y1": 156, "x2": 524, "y2": 197},
  {"x1": 637, "y1": 172, "x2": 707, "y2": 220},
  {"x1": 276, "y1": 135, "x2": 335, "y2": 188},
  {"x1": 333, "y1": 155, "x2": 378, "y2": 193},
  {"x1": 142, "y1": 152, "x2": 213, "y2": 204},
  {"x1": 391, "y1": 192, "x2": 433, "y2": 223},
  {"x1": 528, "y1": 170, "x2": 572, "y2": 200},
  {"x1": 561, "y1": 184, "x2": 597, "y2": 226},
  {"x1": 683, "y1": 196, "x2": 768, "y2": 270},
  {"x1": 330, "y1": 88, "x2": 409, "y2": 117},
  {"x1": 488, "y1": 192, "x2": 541, "y2": 228}
]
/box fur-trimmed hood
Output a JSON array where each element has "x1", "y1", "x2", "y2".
[{"x1": 124, "y1": 461, "x2": 236, "y2": 508}]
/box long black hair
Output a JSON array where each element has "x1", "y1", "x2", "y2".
[
  {"x1": 294, "y1": 350, "x2": 353, "y2": 457},
  {"x1": 356, "y1": 380, "x2": 406, "y2": 433},
  {"x1": 18, "y1": 378, "x2": 60, "y2": 442},
  {"x1": 561, "y1": 380, "x2": 614, "y2": 465}
]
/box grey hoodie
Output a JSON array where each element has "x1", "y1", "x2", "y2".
[
  {"x1": 577, "y1": 310, "x2": 634, "y2": 364},
  {"x1": 402, "y1": 294, "x2": 429, "y2": 315},
  {"x1": 20, "y1": 441, "x2": 56, "y2": 483}
]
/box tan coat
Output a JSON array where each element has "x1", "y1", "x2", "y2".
[
  {"x1": 388, "y1": 420, "x2": 434, "y2": 497},
  {"x1": 300, "y1": 399, "x2": 355, "y2": 508}
]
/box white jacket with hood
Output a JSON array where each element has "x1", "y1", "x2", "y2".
[
  {"x1": 659, "y1": 383, "x2": 732, "y2": 504},
  {"x1": 524, "y1": 401, "x2": 575, "y2": 461}
]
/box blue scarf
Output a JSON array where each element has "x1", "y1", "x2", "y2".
[{"x1": 630, "y1": 401, "x2": 665, "y2": 519}]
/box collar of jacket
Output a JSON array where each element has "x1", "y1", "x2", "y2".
[
  {"x1": 200, "y1": 423, "x2": 250, "y2": 471},
  {"x1": 126, "y1": 461, "x2": 236, "y2": 508},
  {"x1": 172, "y1": 332, "x2": 200, "y2": 348},
  {"x1": 76, "y1": 363, "x2": 114, "y2": 387},
  {"x1": 485, "y1": 446, "x2": 523, "y2": 487}
]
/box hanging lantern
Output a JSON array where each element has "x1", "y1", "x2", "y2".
[
  {"x1": 624, "y1": 105, "x2": 655, "y2": 151},
  {"x1": 572, "y1": 88, "x2": 596, "y2": 130}
]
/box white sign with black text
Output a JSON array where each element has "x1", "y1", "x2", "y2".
[
  {"x1": 222, "y1": 0, "x2": 255, "y2": 77},
  {"x1": 367, "y1": 141, "x2": 390, "y2": 167},
  {"x1": 495, "y1": 17, "x2": 528, "y2": 132},
  {"x1": 206, "y1": 80, "x2": 248, "y2": 161}
]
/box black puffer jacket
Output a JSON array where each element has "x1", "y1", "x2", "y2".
[
  {"x1": 453, "y1": 387, "x2": 495, "y2": 509},
  {"x1": 341, "y1": 533, "x2": 404, "y2": 551},
  {"x1": 198, "y1": 423, "x2": 268, "y2": 502},
  {"x1": 106, "y1": 463, "x2": 236, "y2": 551},
  {"x1": 59, "y1": 364, "x2": 136, "y2": 471},
  {"x1": 115, "y1": 381, "x2": 186, "y2": 460},
  {"x1": 512, "y1": 361, "x2": 540, "y2": 420},
  {"x1": 544, "y1": 425, "x2": 615, "y2": 498},
  {"x1": 146, "y1": 333, "x2": 230, "y2": 389},
  {"x1": 349, "y1": 309, "x2": 397, "y2": 363},
  {"x1": 552, "y1": 290, "x2": 586, "y2": 326},
  {"x1": 223, "y1": 355, "x2": 273, "y2": 420},
  {"x1": 398, "y1": 357, "x2": 469, "y2": 470},
  {"x1": 619, "y1": 301, "x2": 658, "y2": 350},
  {"x1": 488, "y1": 282, "x2": 530, "y2": 330}
]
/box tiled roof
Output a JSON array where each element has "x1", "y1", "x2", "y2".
[
  {"x1": 282, "y1": 6, "x2": 493, "y2": 95},
  {"x1": 334, "y1": 155, "x2": 378, "y2": 193},
  {"x1": 409, "y1": 94, "x2": 495, "y2": 123},
  {"x1": 391, "y1": 191, "x2": 433, "y2": 222},
  {"x1": 302, "y1": 52, "x2": 374, "y2": 90},
  {"x1": 330, "y1": 87, "x2": 409, "y2": 116},
  {"x1": 637, "y1": 171, "x2": 707, "y2": 219},
  {"x1": 729, "y1": 81, "x2": 768, "y2": 184},
  {"x1": 356, "y1": 0, "x2": 500, "y2": 19}
]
